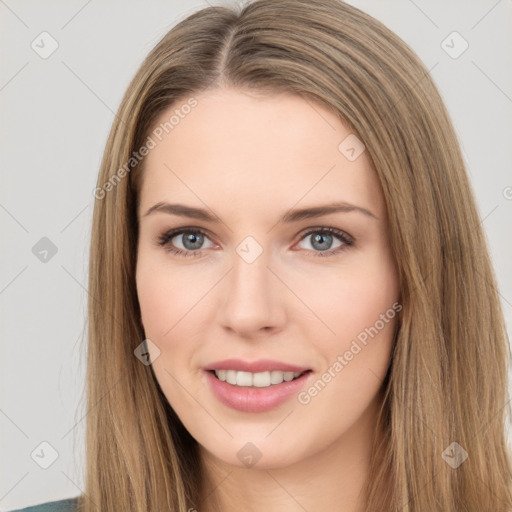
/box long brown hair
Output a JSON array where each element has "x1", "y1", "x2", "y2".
[{"x1": 82, "y1": 0, "x2": 512, "y2": 510}]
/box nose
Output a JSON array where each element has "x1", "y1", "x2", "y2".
[{"x1": 218, "y1": 248, "x2": 286, "y2": 338}]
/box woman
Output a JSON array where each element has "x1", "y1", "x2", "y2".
[{"x1": 12, "y1": 0, "x2": 512, "y2": 510}]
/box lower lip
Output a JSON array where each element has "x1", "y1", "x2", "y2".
[{"x1": 204, "y1": 370, "x2": 312, "y2": 413}]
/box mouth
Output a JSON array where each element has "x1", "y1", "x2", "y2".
[
  {"x1": 208, "y1": 369, "x2": 311, "y2": 388},
  {"x1": 204, "y1": 368, "x2": 313, "y2": 413}
]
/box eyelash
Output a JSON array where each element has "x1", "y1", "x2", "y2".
[{"x1": 155, "y1": 226, "x2": 354, "y2": 259}]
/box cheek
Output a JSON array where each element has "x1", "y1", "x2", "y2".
[
  {"x1": 135, "y1": 256, "x2": 203, "y2": 404},
  {"x1": 294, "y1": 259, "x2": 398, "y2": 432},
  {"x1": 341, "y1": 271, "x2": 398, "y2": 343},
  {"x1": 136, "y1": 265, "x2": 171, "y2": 338},
  {"x1": 135, "y1": 253, "x2": 208, "y2": 339},
  {"x1": 291, "y1": 251, "x2": 399, "y2": 344}
]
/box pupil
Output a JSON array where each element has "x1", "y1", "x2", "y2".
[
  {"x1": 183, "y1": 233, "x2": 203, "y2": 250},
  {"x1": 312, "y1": 233, "x2": 331, "y2": 250}
]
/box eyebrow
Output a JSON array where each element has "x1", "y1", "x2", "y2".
[{"x1": 143, "y1": 201, "x2": 378, "y2": 223}]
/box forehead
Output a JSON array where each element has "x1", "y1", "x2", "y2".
[{"x1": 138, "y1": 87, "x2": 384, "y2": 219}]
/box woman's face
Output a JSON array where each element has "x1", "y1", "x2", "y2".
[{"x1": 136, "y1": 87, "x2": 400, "y2": 470}]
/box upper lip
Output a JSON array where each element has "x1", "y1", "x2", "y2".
[{"x1": 204, "y1": 358, "x2": 311, "y2": 373}]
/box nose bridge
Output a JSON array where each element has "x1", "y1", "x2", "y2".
[
  {"x1": 230, "y1": 240, "x2": 273, "y2": 308},
  {"x1": 219, "y1": 236, "x2": 284, "y2": 334},
  {"x1": 232, "y1": 243, "x2": 269, "y2": 294}
]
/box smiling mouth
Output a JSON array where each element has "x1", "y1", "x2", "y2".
[{"x1": 209, "y1": 369, "x2": 311, "y2": 388}]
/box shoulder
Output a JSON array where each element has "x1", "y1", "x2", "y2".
[{"x1": 8, "y1": 497, "x2": 79, "y2": 512}]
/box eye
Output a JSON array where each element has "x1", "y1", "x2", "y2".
[
  {"x1": 156, "y1": 228, "x2": 215, "y2": 258},
  {"x1": 155, "y1": 226, "x2": 354, "y2": 258},
  {"x1": 295, "y1": 227, "x2": 354, "y2": 257}
]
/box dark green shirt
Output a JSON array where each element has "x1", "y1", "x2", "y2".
[{"x1": 9, "y1": 497, "x2": 78, "y2": 512}]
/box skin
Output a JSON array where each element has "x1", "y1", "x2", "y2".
[{"x1": 135, "y1": 87, "x2": 400, "y2": 512}]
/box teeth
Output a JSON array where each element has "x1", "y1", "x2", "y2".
[{"x1": 214, "y1": 370, "x2": 302, "y2": 387}]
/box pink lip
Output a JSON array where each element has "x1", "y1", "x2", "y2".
[
  {"x1": 203, "y1": 358, "x2": 310, "y2": 373},
  {"x1": 204, "y1": 369, "x2": 313, "y2": 413}
]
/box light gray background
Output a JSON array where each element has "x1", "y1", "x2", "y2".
[{"x1": 1, "y1": 0, "x2": 511, "y2": 509}]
